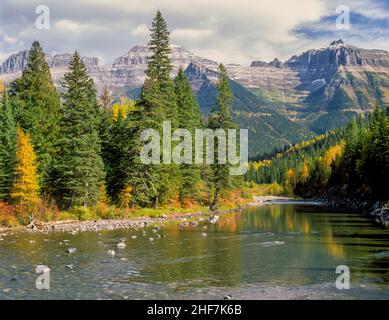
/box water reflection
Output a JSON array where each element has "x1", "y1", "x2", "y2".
[{"x1": 0, "y1": 204, "x2": 388, "y2": 299}]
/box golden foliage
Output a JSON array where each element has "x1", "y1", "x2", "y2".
[
  {"x1": 111, "y1": 97, "x2": 136, "y2": 121},
  {"x1": 321, "y1": 141, "x2": 345, "y2": 169},
  {"x1": 300, "y1": 161, "x2": 309, "y2": 182},
  {"x1": 118, "y1": 185, "x2": 133, "y2": 208},
  {"x1": 10, "y1": 128, "x2": 40, "y2": 205},
  {"x1": 98, "y1": 184, "x2": 109, "y2": 205},
  {"x1": 0, "y1": 79, "x2": 4, "y2": 95},
  {"x1": 244, "y1": 183, "x2": 284, "y2": 196},
  {"x1": 284, "y1": 168, "x2": 296, "y2": 194}
]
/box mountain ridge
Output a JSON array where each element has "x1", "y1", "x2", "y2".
[{"x1": 1, "y1": 40, "x2": 388, "y2": 155}]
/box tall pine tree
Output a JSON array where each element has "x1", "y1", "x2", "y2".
[
  {"x1": 174, "y1": 69, "x2": 202, "y2": 205},
  {"x1": 11, "y1": 41, "x2": 62, "y2": 193},
  {"x1": 104, "y1": 110, "x2": 133, "y2": 205},
  {"x1": 0, "y1": 90, "x2": 17, "y2": 201},
  {"x1": 208, "y1": 64, "x2": 235, "y2": 211},
  {"x1": 56, "y1": 52, "x2": 104, "y2": 209},
  {"x1": 127, "y1": 11, "x2": 179, "y2": 207}
]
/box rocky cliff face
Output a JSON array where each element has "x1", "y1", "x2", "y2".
[
  {"x1": 245, "y1": 39, "x2": 389, "y2": 131},
  {"x1": 1, "y1": 40, "x2": 388, "y2": 133},
  {"x1": 0, "y1": 50, "x2": 30, "y2": 74},
  {"x1": 107, "y1": 44, "x2": 206, "y2": 96},
  {"x1": 0, "y1": 50, "x2": 108, "y2": 91}
]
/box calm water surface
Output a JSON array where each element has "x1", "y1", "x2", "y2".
[{"x1": 0, "y1": 204, "x2": 388, "y2": 299}]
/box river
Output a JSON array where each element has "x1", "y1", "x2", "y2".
[{"x1": 0, "y1": 203, "x2": 388, "y2": 299}]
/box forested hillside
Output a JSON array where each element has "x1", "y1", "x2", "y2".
[{"x1": 246, "y1": 107, "x2": 389, "y2": 205}]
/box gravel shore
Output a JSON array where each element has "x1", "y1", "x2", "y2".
[
  {"x1": 2, "y1": 206, "x2": 251, "y2": 235},
  {"x1": 0, "y1": 196, "x2": 296, "y2": 235}
]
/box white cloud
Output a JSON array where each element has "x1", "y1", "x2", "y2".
[
  {"x1": 55, "y1": 19, "x2": 108, "y2": 34},
  {"x1": 131, "y1": 24, "x2": 149, "y2": 37},
  {"x1": 4, "y1": 35, "x2": 18, "y2": 44},
  {"x1": 0, "y1": 0, "x2": 387, "y2": 66}
]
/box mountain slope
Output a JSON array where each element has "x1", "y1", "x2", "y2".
[{"x1": 185, "y1": 62, "x2": 314, "y2": 157}]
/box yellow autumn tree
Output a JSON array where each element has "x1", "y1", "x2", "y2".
[
  {"x1": 285, "y1": 168, "x2": 296, "y2": 195},
  {"x1": 118, "y1": 185, "x2": 133, "y2": 208},
  {"x1": 98, "y1": 184, "x2": 109, "y2": 205},
  {"x1": 321, "y1": 142, "x2": 344, "y2": 169},
  {"x1": 0, "y1": 79, "x2": 4, "y2": 96},
  {"x1": 300, "y1": 161, "x2": 310, "y2": 182},
  {"x1": 10, "y1": 128, "x2": 40, "y2": 205},
  {"x1": 321, "y1": 141, "x2": 345, "y2": 172},
  {"x1": 319, "y1": 141, "x2": 345, "y2": 182},
  {"x1": 111, "y1": 97, "x2": 136, "y2": 121}
]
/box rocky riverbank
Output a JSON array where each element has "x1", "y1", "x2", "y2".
[
  {"x1": 318, "y1": 196, "x2": 389, "y2": 228},
  {"x1": 0, "y1": 196, "x2": 296, "y2": 235},
  {"x1": 369, "y1": 205, "x2": 389, "y2": 228},
  {"x1": 1, "y1": 205, "x2": 251, "y2": 236}
]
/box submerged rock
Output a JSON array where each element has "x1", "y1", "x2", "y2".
[
  {"x1": 107, "y1": 250, "x2": 116, "y2": 256},
  {"x1": 209, "y1": 215, "x2": 219, "y2": 224},
  {"x1": 36, "y1": 265, "x2": 50, "y2": 273},
  {"x1": 117, "y1": 242, "x2": 126, "y2": 249},
  {"x1": 261, "y1": 241, "x2": 285, "y2": 247}
]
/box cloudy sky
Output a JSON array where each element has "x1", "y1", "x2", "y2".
[{"x1": 0, "y1": 0, "x2": 388, "y2": 66}]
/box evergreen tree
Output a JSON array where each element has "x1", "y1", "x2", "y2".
[
  {"x1": 127, "y1": 80, "x2": 169, "y2": 207},
  {"x1": 174, "y1": 69, "x2": 202, "y2": 205},
  {"x1": 146, "y1": 10, "x2": 178, "y2": 127},
  {"x1": 0, "y1": 90, "x2": 17, "y2": 201},
  {"x1": 208, "y1": 64, "x2": 235, "y2": 210},
  {"x1": 10, "y1": 128, "x2": 40, "y2": 205},
  {"x1": 10, "y1": 41, "x2": 62, "y2": 192},
  {"x1": 359, "y1": 106, "x2": 389, "y2": 197},
  {"x1": 127, "y1": 11, "x2": 179, "y2": 207},
  {"x1": 104, "y1": 111, "x2": 133, "y2": 205},
  {"x1": 56, "y1": 52, "x2": 105, "y2": 209},
  {"x1": 147, "y1": 12, "x2": 172, "y2": 82}
]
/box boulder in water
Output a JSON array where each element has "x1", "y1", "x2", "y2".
[
  {"x1": 107, "y1": 250, "x2": 115, "y2": 256},
  {"x1": 117, "y1": 242, "x2": 126, "y2": 249},
  {"x1": 67, "y1": 247, "x2": 77, "y2": 254}
]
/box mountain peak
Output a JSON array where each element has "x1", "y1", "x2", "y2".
[{"x1": 329, "y1": 39, "x2": 345, "y2": 48}]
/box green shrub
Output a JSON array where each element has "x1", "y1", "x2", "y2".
[{"x1": 70, "y1": 207, "x2": 98, "y2": 221}]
